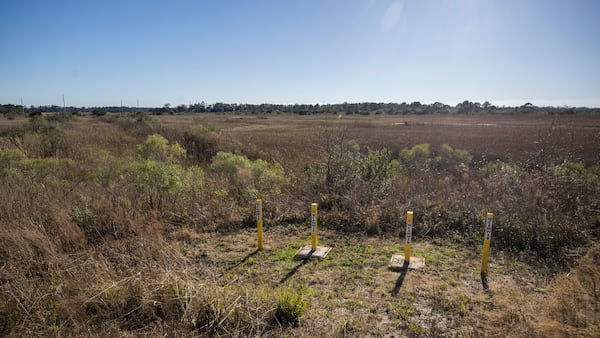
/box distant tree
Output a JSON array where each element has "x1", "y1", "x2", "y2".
[
  {"x1": 432, "y1": 102, "x2": 450, "y2": 114},
  {"x1": 519, "y1": 102, "x2": 537, "y2": 114},
  {"x1": 456, "y1": 100, "x2": 482, "y2": 114},
  {"x1": 176, "y1": 104, "x2": 187, "y2": 113},
  {"x1": 160, "y1": 103, "x2": 172, "y2": 114}
]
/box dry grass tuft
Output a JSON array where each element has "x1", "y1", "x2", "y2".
[{"x1": 535, "y1": 246, "x2": 600, "y2": 337}]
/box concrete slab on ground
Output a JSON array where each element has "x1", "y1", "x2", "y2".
[
  {"x1": 295, "y1": 245, "x2": 332, "y2": 260},
  {"x1": 389, "y1": 254, "x2": 425, "y2": 271}
]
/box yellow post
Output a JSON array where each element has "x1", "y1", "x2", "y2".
[
  {"x1": 405, "y1": 211, "x2": 413, "y2": 263},
  {"x1": 311, "y1": 203, "x2": 318, "y2": 251},
  {"x1": 256, "y1": 199, "x2": 263, "y2": 250},
  {"x1": 481, "y1": 212, "x2": 494, "y2": 277}
]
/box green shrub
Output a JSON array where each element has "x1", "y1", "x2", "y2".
[
  {"x1": 480, "y1": 160, "x2": 505, "y2": 175},
  {"x1": 453, "y1": 149, "x2": 473, "y2": 164},
  {"x1": 209, "y1": 151, "x2": 287, "y2": 198},
  {"x1": 180, "y1": 165, "x2": 205, "y2": 193},
  {"x1": 251, "y1": 158, "x2": 286, "y2": 193},
  {"x1": 137, "y1": 134, "x2": 185, "y2": 164},
  {"x1": 432, "y1": 144, "x2": 473, "y2": 172},
  {"x1": 130, "y1": 134, "x2": 189, "y2": 211},
  {"x1": 132, "y1": 160, "x2": 184, "y2": 210},
  {"x1": 321, "y1": 140, "x2": 397, "y2": 198},
  {"x1": 0, "y1": 149, "x2": 26, "y2": 177},
  {"x1": 554, "y1": 161, "x2": 600, "y2": 181},
  {"x1": 209, "y1": 151, "x2": 252, "y2": 176},
  {"x1": 399, "y1": 143, "x2": 430, "y2": 163},
  {"x1": 273, "y1": 287, "x2": 307, "y2": 326},
  {"x1": 360, "y1": 148, "x2": 398, "y2": 197},
  {"x1": 85, "y1": 150, "x2": 130, "y2": 188},
  {"x1": 398, "y1": 143, "x2": 431, "y2": 174}
]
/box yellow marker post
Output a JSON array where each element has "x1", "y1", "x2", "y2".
[
  {"x1": 295, "y1": 202, "x2": 330, "y2": 259},
  {"x1": 311, "y1": 203, "x2": 318, "y2": 251},
  {"x1": 481, "y1": 212, "x2": 494, "y2": 277},
  {"x1": 256, "y1": 199, "x2": 263, "y2": 250},
  {"x1": 405, "y1": 211, "x2": 413, "y2": 263}
]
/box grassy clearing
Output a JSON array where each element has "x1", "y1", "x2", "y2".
[{"x1": 0, "y1": 113, "x2": 598, "y2": 336}]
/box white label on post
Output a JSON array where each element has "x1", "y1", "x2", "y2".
[
  {"x1": 311, "y1": 214, "x2": 316, "y2": 232},
  {"x1": 406, "y1": 224, "x2": 412, "y2": 244},
  {"x1": 485, "y1": 217, "x2": 493, "y2": 241},
  {"x1": 256, "y1": 203, "x2": 260, "y2": 222}
]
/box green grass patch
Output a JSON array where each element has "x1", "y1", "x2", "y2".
[
  {"x1": 412, "y1": 244, "x2": 457, "y2": 268},
  {"x1": 269, "y1": 244, "x2": 302, "y2": 262}
]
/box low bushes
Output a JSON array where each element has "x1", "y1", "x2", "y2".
[
  {"x1": 209, "y1": 151, "x2": 287, "y2": 199},
  {"x1": 0, "y1": 115, "x2": 598, "y2": 336},
  {"x1": 303, "y1": 139, "x2": 597, "y2": 264}
]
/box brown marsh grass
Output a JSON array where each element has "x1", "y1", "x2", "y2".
[{"x1": 0, "y1": 113, "x2": 599, "y2": 336}]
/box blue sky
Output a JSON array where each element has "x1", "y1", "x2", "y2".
[{"x1": 1, "y1": 0, "x2": 599, "y2": 107}]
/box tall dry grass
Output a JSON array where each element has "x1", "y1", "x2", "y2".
[
  {"x1": 0, "y1": 113, "x2": 598, "y2": 335},
  {"x1": 534, "y1": 245, "x2": 600, "y2": 336}
]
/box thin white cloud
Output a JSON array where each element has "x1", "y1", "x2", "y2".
[{"x1": 381, "y1": 1, "x2": 404, "y2": 33}]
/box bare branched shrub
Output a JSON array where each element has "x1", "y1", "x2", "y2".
[
  {"x1": 480, "y1": 160, "x2": 599, "y2": 265},
  {"x1": 112, "y1": 114, "x2": 157, "y2": 137},
  {"x1": 181, "y1": 125, "x2": 220, "y2": 162},
  {"x1": 22, "y1": 115, "x2": 71, "y2": 158}
]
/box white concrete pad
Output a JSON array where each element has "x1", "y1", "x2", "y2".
[
  {"x1": 389, "y1": 254, "x2": 425, "y2": 271},
  {"x1": 295, "y1": 245, "x2": 332, "y2": 260}
]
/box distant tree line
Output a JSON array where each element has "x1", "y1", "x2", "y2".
[{"x1": 1, "y1": 100, "x2": 599, "y2": 116}]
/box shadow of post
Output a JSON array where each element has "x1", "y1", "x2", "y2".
[
  {"x1": 481, "y1": 273, "x2": 490, "y2": 292},
  {"x1": 279, "y1": 259, "x2": 309, "y2": 285},
  {"x1": 392, "y1": 261, "x2": 410, "y2": 295},
  {"x1": 227, "y1": 248, "x2": 260, "y2": 271}
]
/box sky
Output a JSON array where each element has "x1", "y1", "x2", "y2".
[{"x1": 1, "y1": 0, "x2": 599, "y2": 108}]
